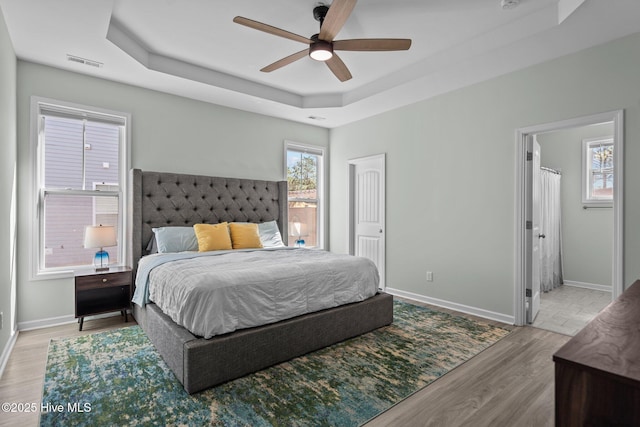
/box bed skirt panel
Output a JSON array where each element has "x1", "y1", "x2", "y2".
[{"x1": 134, "y1": 293, "x2": 394, "y2": 394}]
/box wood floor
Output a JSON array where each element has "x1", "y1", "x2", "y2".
[
  {"x1": 0, "y1": 304, "x2": 570, "y2": 427},
  {"x1": 367, "y1": 327, "x2": 568, "y2": 426},
  {"x1": 0, "y1": 316, "x2": 136, "y2": 427}
]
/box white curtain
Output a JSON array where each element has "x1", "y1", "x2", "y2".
[{"x1": 539, "y1": 169, "x2": 564, "y2": 292}]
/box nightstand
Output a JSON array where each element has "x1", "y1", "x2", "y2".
[{"x1": 74, "y1": 266, "x2": 132, "y2": 331}]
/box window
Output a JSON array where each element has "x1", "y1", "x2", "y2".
[
  {"x1": 582, "y1": 137, "x2": 613, "y2": 205},
  {"x1": 32, "y1": 98, "x2": 129, "y2": 276},
  {"x1": 285, "y1": 142, "x2": 324, "y2": 249}
]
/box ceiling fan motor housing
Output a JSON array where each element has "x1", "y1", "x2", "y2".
[
  {"x1": 313, "y1": 5, "x2": 329, "y2": 25},
  {"x1": 309, "y1": 34, "x2": 333, "y2": 61}
]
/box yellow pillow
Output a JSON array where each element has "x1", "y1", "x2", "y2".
[
  {"x1": 193, "y1": 223, "x2": 232, "y2": 252},
  {"x1": 229, "y1": 222, "x2": 263, "y2": 249}
]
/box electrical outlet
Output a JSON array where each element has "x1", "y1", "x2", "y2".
[{"x1": 426, "y1": 271, "x2": 433, "y2": 282}]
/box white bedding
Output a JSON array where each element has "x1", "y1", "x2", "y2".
[{"x1": 135, "y1": 247, "x2": 379, "y2": 338}]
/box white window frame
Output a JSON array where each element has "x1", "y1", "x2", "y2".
[
  {"x1": 29, "y1": 97, "x2": 131, "y2": 280},
  {"x1": 582, "y1": 137, "x2": 614, "y2": 206},
  {"x1": 284, "y1": 141, "x2": 325, "y2": 249},
  {"x1": 93, "y1": 182, "x2": 120, "y2": 221}
]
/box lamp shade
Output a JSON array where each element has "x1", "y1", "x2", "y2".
[
  {"x1": 292, "y1": 222, "x2": 301, "y2": 236},
  {"x1": 84, "y1": 225, "x2": 117, "y2": 249}
]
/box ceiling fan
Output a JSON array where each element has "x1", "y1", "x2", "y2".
[{"x1": 233, "y1": 0, "x2": 412, "y2": 82}]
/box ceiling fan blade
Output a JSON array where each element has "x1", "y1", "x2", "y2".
[
  {"x1": 260, "y1": 49, "x2": 309, "y2": 73},
  {"x1": 233, "y1": 16, "x2": 311, "y2": 45},
  {"x1": 319, "y1": 0, "x2": 357, "y2": 42},
  {"x1": 333, "y1": 38, "x2": 412, "y2": 51},
  {"x1": 325, "y1": 53, "x2": 352, "y2": 82}
]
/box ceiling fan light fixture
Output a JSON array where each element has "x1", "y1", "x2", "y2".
[
  {"x1": 234, "y1": 0, "x2": 411, "y2": 81},
  {"x1": 309, "y1": 40, "x2": 333, "y2": 61}
]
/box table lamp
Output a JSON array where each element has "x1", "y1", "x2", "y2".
[
  {"x1": 292, "y1": 221, "x2": 305, "y2": 247},
  {"x1": 84, "y1": 225, "x2": 117, "y2": 271}
]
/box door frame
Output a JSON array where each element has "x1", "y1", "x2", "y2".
[
  {"x1": 348, "y1": 153, "x2": 386, "y2": 290},
  {"x1": 526, "y1": 135, "x2": 542, "y2": 324},
  {"x1": 514, "y1": 110, "x2": 624, "y2": 326}
]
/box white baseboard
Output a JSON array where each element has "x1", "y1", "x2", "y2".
[
  {"x1": 0, "y1": 329, "x2": 18, "y2": 380},
  {"x1": 563, "y1": 280, "x2": 612, "y2": 292},
  {"x1": 18, "y1": 311, "x2": 122, "y2": 332},
  {"x1": 18, "y1": 314, "x2": 76, "y2": 331},
  {"x1": 386, "y1": 287, "x2": 515, "y2": 325}
]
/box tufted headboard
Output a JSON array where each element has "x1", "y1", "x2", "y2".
[{"x1": 128, "y1": 169, "x2": 288, "y2": 274}]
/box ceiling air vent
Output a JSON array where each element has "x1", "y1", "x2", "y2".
[
  {"x1": 67, "y1": 54, "x2": 103, "y2": 68},
  {"x1": 501, "y1": 0, "x2": 520, "y2": 9}
]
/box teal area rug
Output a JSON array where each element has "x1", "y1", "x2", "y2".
[{"x1": 41, "y1": 301, "x2": 509, "y2": 426}]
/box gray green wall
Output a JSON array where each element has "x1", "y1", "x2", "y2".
[
  {"x1": 0, "y1": 7, "x2": 16, "y2": 364},
  {"x1": 329, "y1": 32, "x2": 640, "y2": 318},
  {"x1": 538, "y1": 123, "x2": 614, "y2": 288},
  {"x1": 15, "y1": 62, "x2": 329, "y2": 326},
  {"x1": 9, "y1": 29, "x2": 640, "y2": 328}
]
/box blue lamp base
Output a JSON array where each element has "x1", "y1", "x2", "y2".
[{"x1": 94, "y1": 249, "x2": 110, "y2": 271}]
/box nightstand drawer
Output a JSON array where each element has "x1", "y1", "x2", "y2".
[{"x1": 75, "y1": 271, "x2": 131, "y2": 291}]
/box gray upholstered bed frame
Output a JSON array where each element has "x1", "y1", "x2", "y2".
[{"x1": 129, "y1": 169, "x2": 394, "y2": 394}]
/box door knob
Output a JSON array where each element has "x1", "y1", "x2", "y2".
[{"x1": 538, "y1": 234, "x2": 546, "y2": 239}]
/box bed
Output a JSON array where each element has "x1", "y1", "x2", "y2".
[{"x1": 128, "y1": 169, "x2": 394, "y2": 394}]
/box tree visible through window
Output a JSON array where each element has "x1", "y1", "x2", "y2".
[
  {"x1": 288, "y1": 155, "x2": 317, "y2": 191},
  {"x1": 286, "y1": 143, "x2": 324, "y2": 248},
  {"x1": 583, "y1": 137, "x2": 613, "y2": 204}
]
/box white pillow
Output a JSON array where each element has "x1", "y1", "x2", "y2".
[
  {"x1": 152, "y1": 226, "x2": 199, "y2": 253},
  {"x1": 258, "y1": 221, "x2": 285, "y2": 248}
]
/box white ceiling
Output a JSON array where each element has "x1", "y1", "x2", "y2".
[{"x1": 2, "y1": 0, "x2": 640, "y2": 128}]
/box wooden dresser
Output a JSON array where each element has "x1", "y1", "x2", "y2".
[{"x1": 553, "y1": 280, "x2": 640, "y2": 427}]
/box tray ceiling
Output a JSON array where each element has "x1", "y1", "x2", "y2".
[{"x1": 2, "y1": 0, "x2": 640, "y2": 127}]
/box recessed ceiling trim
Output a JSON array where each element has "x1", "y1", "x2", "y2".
[
  {"x1": 148, "y1": 53, "x2": 305, "y2": 107},
  {"x1": 558, "y1": 0, "x2": 586, "y2": 24},
  {"x1": 105, "y1": 14, "x2": 416, "y2": 111},
  {"x1": 106, "y1": 16, "x2": 305, "y2": 108},
  {"x1": 105, "y1": 17, "x2": 150, "y2": 67},
  {"x1": 302, "y1": 93, "x2": 345, "y2": 108}
]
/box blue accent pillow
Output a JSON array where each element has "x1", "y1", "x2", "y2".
[{"x1": 152, "y1": 226, "x2": 199, "y2": 253}]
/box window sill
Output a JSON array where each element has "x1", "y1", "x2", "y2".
[{"x1": 30, "y1": 269, "x2": 75, "y2": 282}]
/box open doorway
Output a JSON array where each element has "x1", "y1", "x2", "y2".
[
  {"x1": 514, "y1": 111, "x2": 624, "y2": 330},
  {"x1": 531, "y1": 124, "x2": 614, "y2": 335}
]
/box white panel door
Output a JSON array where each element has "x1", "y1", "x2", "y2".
[
  {"x1": 349, "y1": 154, "x2": 385, "y2": 290},
  {"x1": 526, "y1": 136, "x2": 542, "y2": 323}
]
